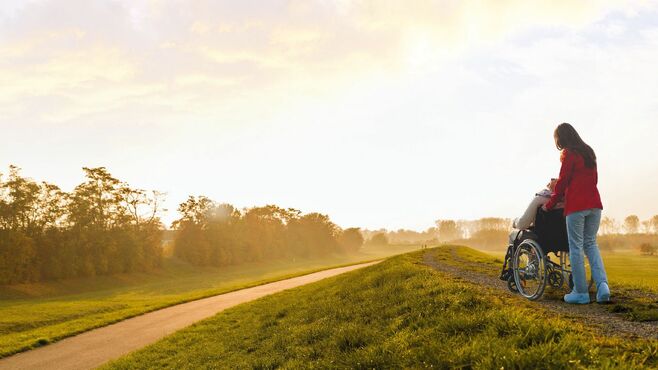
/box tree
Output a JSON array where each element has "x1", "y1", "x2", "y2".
[
  {"x1": 34, "y1": 182, "x2": 67, "y2": 231},
  {"x1": 0, "y1": 165, "x2": 40, "y2": 231},
  {"x1": 338, "y1": 228, "x2": 364, "y2": 252},
  {"x1": 0, "y1": 230, "x2": 36, "y2": 283},
  {"x1": 174, "y1": 221, "x2": 211, "y2": 265},
  {"x1": 241, "y1": 205, "x2": 291, "y2": 260},
  {"x1": 436, "y1": 220, "x2": 463, "y2": 242},
  {"x1": 68, "y1": 167, "x2": 124, "y2": 230},
  {"x1": 289, "y1": 212, "x2": 340, "y2": 256},
  {"x1": 204, "y1": 203, "x2": 241, "y2": 265},
  {"x1": 0, "y1": 165, "x2": 163, "y2": 283},
  {"x1": 641, "y1": 220, "x2": 652, "y2": 234},
  {"x1": 171, "y1": 196, "x2": 217, "y2": 264},
  {"x1": 360, "y1": 228, "x2": 388, "y2": 243},
  {"x1": 171, "y1": 196, "x2": 214, "y2": 230},
  {"x1": 599, "y1": 216, "x2": 618, "y2": 235},
  {"x1": 456, "y1": 220, "x2": 474, "y2": 238},
  {"x1": 171, "y1": 198, "x2": 346, "y2": 266},
  {"x1": 476, "y1": 218, "x2": 511, "y2": 232},
  {"x1": 368, "y1": 233, "x2": 389, "y2": 246},
  {"x1": 623, "y1": 215, "x2": 640, "y2": 234},
  {"x1": 650, "y1": 215, "x2": 658, "y2": 234},
  {"x1": 122, "y1": 188, "x2": 164, "y2": 228}
]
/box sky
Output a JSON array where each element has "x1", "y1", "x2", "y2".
[{"x1": 2, "y1": 0, "x2": 658, "y2": 231}]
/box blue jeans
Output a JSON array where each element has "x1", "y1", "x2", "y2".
[{"x1": 566, "y1": 208, "x2": 608, "y2": 293}]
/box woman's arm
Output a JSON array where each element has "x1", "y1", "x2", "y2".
[{"x1": 544, "y1": 150, "x2": 574, "y2": 210}]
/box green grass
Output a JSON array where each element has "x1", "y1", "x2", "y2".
[
  {"x1": 430, "y1": 244, "x2": 502, "y2": 277},
  {"x1": 0, "y1": 244, "x2": 421, "y2": 358},
  {"x1": 104, "y1": 250, "x2": 658, "y2": 369},
  {"x1": 598, "y1": 252, "x2": 658, "y2": 293}
]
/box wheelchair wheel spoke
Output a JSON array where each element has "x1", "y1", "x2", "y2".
[{"x1": 513, "y1": 240, "x2": 547, "y2": 300}]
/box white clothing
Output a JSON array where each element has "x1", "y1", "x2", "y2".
[{"x1": 512, "y1": 191, "x2": 551, "y2": 230}]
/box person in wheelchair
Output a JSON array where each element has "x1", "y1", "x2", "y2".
[
  {"x1": 507, "y1": 178, "x2": 563, "y2": 245},
  {"x1": 500, "y1": 179, "x2": 569, "y2": 300}
]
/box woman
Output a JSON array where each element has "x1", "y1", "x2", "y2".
[{"x1": 543, "y1": 123, "x2": 610, "y2": 304}]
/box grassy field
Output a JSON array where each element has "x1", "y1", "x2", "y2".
[
  {"x1": 0, "y1": 244, "x2": 421, "y2": 358},
  {"x1": 104, "y1": 249, "x2": 658, "y2": 369},
  {"x1": 595, "y1": 252, "x2": 658, "y2": 293}
]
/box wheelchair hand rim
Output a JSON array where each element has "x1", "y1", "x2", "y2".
[{"x1": 512, "y1": 240, "x2": 547, "y2": 300}]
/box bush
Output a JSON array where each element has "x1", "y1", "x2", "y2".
[{"x1": 639, "y1": 243, "x2": 657, "y2": 256}]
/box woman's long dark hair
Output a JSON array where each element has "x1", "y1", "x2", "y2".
[{"x1": 554, "y1": 123, "x2": 596, "y2": 168}]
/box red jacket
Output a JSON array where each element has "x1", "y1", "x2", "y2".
[{"x1": 545, "y1": 149, "x2": 603, "y2": 216}]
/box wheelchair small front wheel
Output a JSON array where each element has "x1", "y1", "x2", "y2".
[
  {"x1": 513, "y1": 240, "x2": 547, "y2": 300},
  {"x1": 548, "y1": 271, "x2": 564, "y2": 289},
  {"x1": 507, "y1": 275, "x2": 518, "y2": 293}
]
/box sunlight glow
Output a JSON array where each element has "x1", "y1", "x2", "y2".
[{"x1": 2, "y1": 0, "x2": 658, "y2": 230}]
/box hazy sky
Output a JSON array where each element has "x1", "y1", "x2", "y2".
[{"x1": 2, "y1": 1, "x2": 658, "y2": 230}]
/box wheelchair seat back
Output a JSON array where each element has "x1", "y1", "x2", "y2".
[{"x1": 533, "y1": 208, "x2": 569, "y2": 253}]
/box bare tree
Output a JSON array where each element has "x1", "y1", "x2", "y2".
[
  {"x1": 641, "y1": 220, "x2": 652, "y2": 234},
  {"x1": 651, "y1": 215, "x2": 658, "y2": 234},
  {"x1": 599, "y1": 216, "x2": 618, "y2": 235},
  {"x1": 623, "y1": 215, "x2": 640, "y2": 234}
]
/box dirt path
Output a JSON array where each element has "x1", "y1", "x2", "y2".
[
  {"x1": 0, "y1": 261, "x2": 379, "y2": 370},
  {"x1": 423, "y1": 251, "x2": 658, "y2": 340}
]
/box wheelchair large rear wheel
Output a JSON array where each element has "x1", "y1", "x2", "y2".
[{"x1": 513, "y1": 240, "x2": 547, "y2": 300}]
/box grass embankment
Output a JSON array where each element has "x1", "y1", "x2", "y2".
[
  {"x1": 0, "y1": 244, "x2": 420, "y2": 358},
  {"x1": 105, "y1": 249, "x2": 658, "y2": 369}
]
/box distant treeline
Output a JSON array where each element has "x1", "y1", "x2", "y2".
[
  {"x1": 596, "y1": 215, "x2": 658, "y2": 254},
  {"x1": 600, "y1": 215, "x2": 658, "y2": 235},
  {"x1": 171, "y1": 197, "x2": 363, "y2": 266},
  {"x1": 363, "y1": 218, "x2": 513, "y2": 249},
  {"x1": 369, "y1": 215, "x2": 658, "y2": 252},
  {"x1": 0, "y1": 166, "x2": 162, "y2": 284}
]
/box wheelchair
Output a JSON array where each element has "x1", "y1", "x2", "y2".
[{"x1": 499, "y1": 208, "x2": 591, "y2": 301}]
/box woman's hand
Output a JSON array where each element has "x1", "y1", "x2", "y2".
[{"x1": 541, "y1": 204, "x2": 549, "y2": 212}]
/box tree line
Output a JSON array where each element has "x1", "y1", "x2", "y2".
[
  {"x1": 600, "y1": 215, "x2": 658, "y2": 235},
  {"x1": 362, "y1": 217, "x2": 512, "y2": 249},
  {"x1": 171, "y1": 197, "x2": 363, "y2": 266},
  {"x1": 0, "y1": 166, "x2": 163, "y2": 284},
  {"x1": 372, "y1": 215, "x2": 658, "y2": 251},
  {"x1": 0, "y1": 165, "x2": 365, "y2": 283},
  {"x1": 0, "y1": 166, "x2": 510, "y2": 284},
  {"x1": 596, "y1": 215, "x2": 658, "y2": 254}
]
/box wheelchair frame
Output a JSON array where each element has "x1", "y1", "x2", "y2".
[{"x1": 500, "y1": 235, "x2": 573, "y2": 300}]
